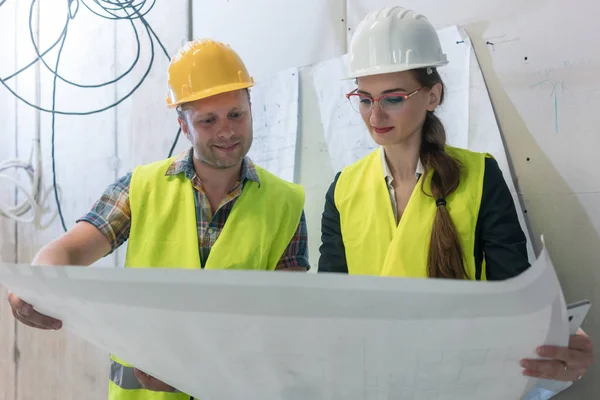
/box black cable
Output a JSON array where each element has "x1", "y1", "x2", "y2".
[
  {"x1": 27, "y1": 8, "x2": 144, "y2": 89},
  {"x1": 0, "y1": 0, "x2": 154, "y2": 116},
  {"x1": 168, "y1": 128, "x2": 182, "y2": 158},
  {"x1": 2, "y1": 23, "x2": 67, "y2": 82},
  {"x1": 0, "y1": 0, "x2": 181, "y2": 231},
  {"x1": 83, "y1": 0, "x2": 154, "y2": 20},
  {"x1": 50, "y1": 6, "x2": 71, "y2": 231},
  {"x1": 68, "y1": 0, "x2": 79, "y2": 18}
]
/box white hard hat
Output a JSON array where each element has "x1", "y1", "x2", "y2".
[{"x1": 346, "y1": 6, "x2": 448, "y2": 79}]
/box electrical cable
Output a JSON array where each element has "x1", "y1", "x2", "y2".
[{"x1": 0, "y1": 0, "x2": 182, "y2": 231}]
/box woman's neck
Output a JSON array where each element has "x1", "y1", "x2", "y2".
[{"x1": 383, "y1": 135, "x2": 421, "y2": 182}]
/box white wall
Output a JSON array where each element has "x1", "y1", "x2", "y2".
[{"x1": 192, "y1": 0, "x2": 348, "y2": 77}]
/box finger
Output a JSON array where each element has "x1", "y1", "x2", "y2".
[
  {"x1": 536, "y1": 344, "x2": 593, "y2": 367},
  {"x1": 8, "y1": 292, "x2": 29, "y2": 313},
  {"x1": 536, "y1": 333, "x2": 594, "y2": 359},
  {"x1": 568, "y1": 333, "x2": 594, "y2": 352},
  {"x1": 20, "y1": 308, "x2": 62, "y2": 330},
  {"x1": 521, "y1": 359, "x2": 565, "y2": 377},
  {"x1": 133, "y1": 368, "x2": 151, "y2": 388},
  {"x1": 520, "y1": 359, "x2": 585, "y2": 382},
  {"x1": 11, "y1": 309, "x2": 55, "y2": 330},
  {"x1": 535, "y1": 345, "x2": 571, "y2": 363},
  {"x1": 133, "y1": 369, "x2": 174, "y2": 392},
  {"x1": 575, "y1": 327, "x2": 588, "y2": 337},
  {"x1": 134, "y1": 369, "x2": 161, "y2": 390},
  {"x1": 155, "y1": 381, "x2": 175, "y2": 392},
  {"x1": 133, "y1": 368, "x2": 154, "y2": 391},
  {"x1": 8, "y1": 297, "x2": 62, "y2": 330},
  {"x1": 523, "y1": 366, "x2": 586, "y2": 382},
  {"x1": 148, "y1": 379, "x2": 175, "y2": 392}
]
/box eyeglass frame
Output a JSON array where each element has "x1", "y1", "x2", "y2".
[{"x1": 345, "y1": 87, "x2": 424, "y2": 113}]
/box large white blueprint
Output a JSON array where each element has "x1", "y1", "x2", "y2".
[
  {"x1": 247, "y1": 67, "x2": 299, "y2": 182},
  {"x1": 0, "y1": 244, "x2": 568, "y2": 400}
]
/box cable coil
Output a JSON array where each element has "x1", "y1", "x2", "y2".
[{"x1": 0, "y1": 0, "x2": 181, "y2": 231}]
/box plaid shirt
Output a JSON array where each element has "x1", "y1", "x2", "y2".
[{"x1": 78, "y1": 148, "x2": 309, "y2": 269}]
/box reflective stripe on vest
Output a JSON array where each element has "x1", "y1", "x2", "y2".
[{"x1": 334, "y1": 145, "x2": 489, "y2": 279}]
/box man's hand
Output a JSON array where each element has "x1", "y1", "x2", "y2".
[
  {"x1": 8, "y1": 292, "x2": 62, "y2": 330},
  {"x1": 7, "y1": 222, "x2": 112, "y2": 331},
  {"x1": 133, "y1": 368, "x2": 177, "y2": 392},
  {"x1": 521, "y1": 328, "x2": 594, "y2": 382}
]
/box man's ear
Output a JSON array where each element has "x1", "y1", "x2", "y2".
[
  {"x1": 426, "y1": 83, "x2": 443, "y2": 112},
  {"x1": 177, "y1": 111, "x2": 191, "y2": 141},
  {"x1": 246, "y1": 88, "x2": 252, "y2": 109}
]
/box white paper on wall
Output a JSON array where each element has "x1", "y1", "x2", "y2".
[
  {"x1": 0, "y1": 243, "x2": 568, "y2": 400},
  {"x1": 309, "y1": 54, "x2": 376, "y2": 173},
  {"x1": 247, "y1": 67, "x2": 299, "y2": 182},
  {"x1": 437, "y1": 27, "x2": 471, "y2": 149}
]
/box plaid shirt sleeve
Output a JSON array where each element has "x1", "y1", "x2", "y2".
[
  {"x1": 76, "y1": 173, "x2": 133, "y2": 254},
  {"x1": 275, "y1": 210, "x2": 310, "y2": 270}
]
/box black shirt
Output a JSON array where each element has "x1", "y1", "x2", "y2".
[{"x1": 317, "y1": 158, "x2": 531, "y2": 280}]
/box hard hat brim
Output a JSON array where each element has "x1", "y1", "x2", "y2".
[
  {"x1": 166, "y1": 81, "x2": 255, "y2": 108},
  {"x1": 343, "y1": 60, "x2": 449, "y2": 80}
]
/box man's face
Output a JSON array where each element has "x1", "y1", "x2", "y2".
[{"x1": 178, "y1": 89, "x2": 253, "y2": 169}]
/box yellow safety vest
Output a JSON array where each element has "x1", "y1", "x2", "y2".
[
  {"x1": 108, "y1": 156, "x2": 305, "y2": 400},
  {"x1": 334, "y1": 146, "x2": 489, "y2": 279}
]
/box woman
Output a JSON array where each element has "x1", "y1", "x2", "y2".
[{"x1": 318, "y1": 5, "x2": 593, "y2": 385}]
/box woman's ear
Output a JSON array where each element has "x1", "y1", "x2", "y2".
[{"x1": 426, "y1": 83, "x2": 443, "y2": 111}]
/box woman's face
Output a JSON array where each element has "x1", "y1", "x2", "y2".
[{"x1": 354, "y1": 71, "x2": 441, "y2": 147}]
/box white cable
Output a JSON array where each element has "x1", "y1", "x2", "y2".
[{"x1": 0, "y1": 138, "x2": 42, "y2": 224}]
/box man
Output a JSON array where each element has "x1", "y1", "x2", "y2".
[{"x1": 8, "y1": 39, "x2": 309, "y2": 399}]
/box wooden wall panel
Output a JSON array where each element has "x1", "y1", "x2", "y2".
[
  {"x1": 6, "y1": 1, "x2": 191, "y2": 398},
  {"x1": 0, "y1": 1, "x2": 18, "y2": 399},
  {"x1": 14, "y1": 1, "x2": 111, "y2": 398}
]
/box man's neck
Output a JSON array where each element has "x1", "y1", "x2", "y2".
[
  {"x1": 192, "y1": 156, "x2": 243, "y2": 194},
  {"x1": 383, "y1": 133, "x2": 421, "y2": 182}
]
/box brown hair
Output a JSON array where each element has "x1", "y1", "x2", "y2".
[{"x1": 412, "y1": 68, "x2": 467, "y2": 279}]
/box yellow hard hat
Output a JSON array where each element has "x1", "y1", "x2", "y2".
[{"x1": 165, "y1": 39, "x2": 254, "y2": 107}]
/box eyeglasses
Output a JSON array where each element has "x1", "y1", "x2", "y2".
[{"x1": 346, "y1": 87, "x2": 424, "y2": 114}]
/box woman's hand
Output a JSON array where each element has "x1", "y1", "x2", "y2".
[{"x1": 520, "y1": 328, "x2": 594, "y2": 382}]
